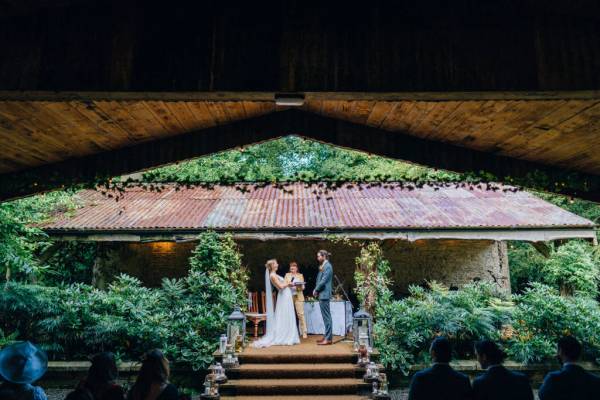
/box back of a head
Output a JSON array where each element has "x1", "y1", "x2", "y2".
[
  {"x1": 430, "y1": 337, "x2": 452, "y2": 363},
  {"x1": 557, "y1": 336, "x2": 582, "y2": 362},
  {"x1": 131, "y1": 350, "x2": 170, "y2": 400},
  {"x1": 475, "y1": 340, "x2": 506, "y2": 365},
  {"x1": 87, "y1": 352, "x2": 118, "y2": 386},
  {"x1": 65, "y1": 388, "x2": 94, "y2": 400}
]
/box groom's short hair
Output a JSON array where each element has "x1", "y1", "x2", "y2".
[
  {"x1": 289, "y1": 261, "x2": 298, "y2": 267},
  {"x1": 318, "y1": 250, "x2": 331, "y2": 259}
]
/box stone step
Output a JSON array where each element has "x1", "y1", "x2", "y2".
[
  {"x1": 220, "y1": 378, "x2": 372, "y2": 396},
  {"x1": 227, "y1": 363, "x2": 362, "y2": 379},
  {"x1": 220, "y1": 352, "x2": 359, "y2": 364}
]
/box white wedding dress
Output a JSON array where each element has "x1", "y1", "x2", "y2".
[{"x1": 252, "y1": 271, "x2": 300, "y2": 348}]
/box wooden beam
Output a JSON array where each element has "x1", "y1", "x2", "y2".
[
  {"x1": 1, "y1": 90, "x2": 600, "y2": 102},
  {"x1": 1, "y1": 109, "x2": 600, "y2": 201}
]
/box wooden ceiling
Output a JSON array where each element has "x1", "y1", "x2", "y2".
[
  {"x1": 1, "y1": 92, "x2": 600, "y2": 176},
  {"x1": 0, "y1": 99, "x2": 275, "y2": 173},
  {"x1": 305, "y1": 98, "x2": 600, "y2": 175}
]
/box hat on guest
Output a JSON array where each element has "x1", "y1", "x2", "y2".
[{"x1": 0, "y1": 341, "x2": 48, "y2": 384}]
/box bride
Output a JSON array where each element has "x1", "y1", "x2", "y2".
[{"x1": 252, "y1": 259, "x2": 300, "y2": 348}]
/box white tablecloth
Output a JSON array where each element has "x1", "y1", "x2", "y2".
[{"x1": 303, "y1": 300, "x2": 353, "y2": 336}]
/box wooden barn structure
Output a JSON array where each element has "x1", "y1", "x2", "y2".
[
  {"x1": 42, "y1": 184, "x2": 596, "y2": 295},
  {"x1": 0, "y1": 1, "x2": 600, "y2": 202}
]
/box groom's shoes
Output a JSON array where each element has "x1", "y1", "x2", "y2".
[{"x1": 317, "y1": 339, "x2": 332, "y2": 345}]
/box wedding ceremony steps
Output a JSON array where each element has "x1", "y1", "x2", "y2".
[{"x1": 218, "y1": 337, "x2": 377, "y2": 399}]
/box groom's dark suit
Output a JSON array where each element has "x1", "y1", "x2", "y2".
[{"x1": 315, "y1": 260, "x2": 333, "y2": 341}]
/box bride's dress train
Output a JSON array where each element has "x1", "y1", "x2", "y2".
[{"x1": 252, "y1": 273, "x2": 300, "y2": 348}]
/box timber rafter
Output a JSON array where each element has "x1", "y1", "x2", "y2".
[{"x1": 1, "y1": 109, "x2": 599, "y2": 202}]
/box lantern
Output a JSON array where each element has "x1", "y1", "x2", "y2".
[
  {"x1": 227, "y1": 306, "x2": 246, "y2": 348},
  {"x1": 353, "y1": 308, "x2": 373, "y2": 352},
  {"x1": 222, "y1": 343, "x2": 239, "y2": 369},
  {"x1": 356, "y1": 344, "x2": 370, "y2": 367},
  {"x1": 219, "y1": 334, "x2": 228, "y2": 354},
  {"x1": 363, "y1": 361, "x2": 380, "y2": 383},
  {"x1": 200, "y1": 373, "x2": 220, "y2": 399},
  {"x1": 378, "y1": 373, "x2": 389, "y2": 395},
  {"x1": 208, "y1": 362, "x2": 228, "y2": 384}
]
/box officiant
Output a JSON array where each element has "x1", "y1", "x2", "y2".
[{"x1": 284, "y1": 261, "x2": 308, "y2": 339}]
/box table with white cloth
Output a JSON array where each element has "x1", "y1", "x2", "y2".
[{"x1": 303, "y1": 300, "x2": 353, "y2": 336}]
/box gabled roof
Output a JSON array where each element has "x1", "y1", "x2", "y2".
[{"x1": 42, "y1": 183, "x2": 596, "y2": 242}]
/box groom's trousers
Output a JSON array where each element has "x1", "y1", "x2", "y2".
[{"x1": 319, "y1": 299, "x2": 332, "y2": 341}]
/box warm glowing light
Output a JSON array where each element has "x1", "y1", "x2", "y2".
[{"x1": 150, "y1": 241, "x2": 176, "y2": 253}]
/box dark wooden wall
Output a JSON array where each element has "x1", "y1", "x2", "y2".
[{"x1": 1, "y1": 0, "x2": 600, "y2": 92}]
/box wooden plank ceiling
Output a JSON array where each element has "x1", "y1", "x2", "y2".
[{"x1": 1, "y1": 95, "x2": 600, "y2": 175}]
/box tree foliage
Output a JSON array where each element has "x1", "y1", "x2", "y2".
[
  {"x1": 140, "y1": 136, "x2": 459, "y2": 184},
  {"x1": 0, "y1": 232, "x2": 248, "y2": 370}
]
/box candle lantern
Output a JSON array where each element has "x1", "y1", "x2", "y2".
[
  {"x1": 208, "y1": 362, "x2": 228, "y2": 384},
  {"x1": 356, "y1": 344, "x2": 370, "y2": 367},
  {"x1": 353, "y1": 307, "x2": 374, "y2": 352},
  {"x1": 371, "y1": 372, "x2": 391, "y2": 400},
  {"x1": 378, "y1": 373, "x2": 389, "y2": 395},
  {"x1": 222, "y1": 344, "x2": 239, "y2": 369},
  {"x1": 219, "y1": 334, "x2": 228, "y2": 354},
  {"x1": 227, "y1": 306, "x2": 246, "y2": 348},
  {"x1": 200, "y1": 373, "x2": 220, "y2": 399}
]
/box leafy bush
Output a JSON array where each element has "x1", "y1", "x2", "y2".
[
  {"x1": 508, "y1": 283, "x2": 600, "y2": 364},
  {"x1": 354, "y1": 242, "x2": 393, "y2": 317},
  {"x1": 542, "y1": 241, "x2": 599, "y2": 297},
  {"x1": 375, "y1": 282, "x2": 600, "y2": 373},
  {"x1": 0, "y1": 232, "x2": 248, "y2": 370},
  {"x1": 375, "y1": 282, "x2": 512, "y2": 373}
]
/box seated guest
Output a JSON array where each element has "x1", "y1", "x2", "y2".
[
  {"x1": 472, "y1": 340, "x2": 533, "y2": 400},
  {"x1": 0, "y1": 341, "x2": 48, "y2": 400},
  {"x1": 66, "y1": 352, "x2": 124, "y2": 400},
  {"x1": 538, "y1": 336, "x2": 600, "y2": 400},
  {"x1": 127, "y1": 350, "x2": 178, "y2": 400},
  {"x1": 408, "y1": 337, "x2": 471, "y2": 400}
]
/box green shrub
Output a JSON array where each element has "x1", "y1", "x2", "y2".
[
  {"x1": 0, "y1": 231, "x2": 248, "y2": 370},
  {"x1": 375, "y1": 282, "x2": 512, "y2": 374},
  {"x1": 508, "y1": 283, "x2": 600, "y2": 364},
  {"x1": 354, "y1": 242, "x2": 393, "y2": 317},
  {"x1": 542, "y1": 241, "x2": 599, "y2": 297}
]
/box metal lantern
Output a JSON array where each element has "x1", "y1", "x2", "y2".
[
  {"x1": 356, "y1": 344, "x2": 370, "y2": 367},
  {"x1": 201, "y1": 373, "x2": 220, "y2": 399},
  {"x1": 219, "y1": 334, "x2": 228, "y2": 354},
  {"x1": 208, "y1": 362, "x2": 228, "y2": 384},
  {"x1": 222, "y1": 344, "x2": 239, "y2": 369},
  {"x1": 227, "y1": 306, "x2": 246, "y2": 348},
  {"x1": 363, "y1": 361, "x2": 380, "y2": 383},
  {"x1": 353, "y1": 307, "x2": 374, "y2": 352},
  {"x1": 378, "y1": 373, "x2": 389, "y2": 395}
]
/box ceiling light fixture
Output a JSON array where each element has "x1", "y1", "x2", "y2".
[{"x1": 274, "y1": 93, "x2": 305, "y2": 107}]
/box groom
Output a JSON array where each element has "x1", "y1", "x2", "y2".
[{"x1": 313, "y1": 249, "x2": 333, "y2": 345}]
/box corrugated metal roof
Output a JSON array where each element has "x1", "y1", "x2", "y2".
[{"x1": 41, "y1": 183, "x2": 595, "y2": 233}]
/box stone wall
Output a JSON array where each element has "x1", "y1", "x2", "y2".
[{"x1": 96, "y1": 238, "x2": 510, "y2": 295}]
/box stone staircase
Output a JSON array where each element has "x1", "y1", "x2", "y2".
[{"x1": 217, "y1": 337, "x2": 375, "y2": 399}]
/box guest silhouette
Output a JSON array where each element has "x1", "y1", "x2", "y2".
[
  {"x1": 127, "y1": 350, "x2": 178, "y2": 400},
  {"x1": 538, "y1": 336, "x2": 600, "y2": 400},
  {"x1": 472, "y1": 340, "x2": 533, "y2": 400},
  {"x1": 0, "y1": 341, "x2": 48, "y2": 400},
  {"x1": 66, "y1": 352, "x2": 124, "y2": 400},
  {"x1": 408, "y1": 337, "x2": 471, "y2": 400}
]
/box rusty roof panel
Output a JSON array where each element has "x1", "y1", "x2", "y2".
[{"x1": 42, "y1": 183, "x2": 596, "y2": 232}]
